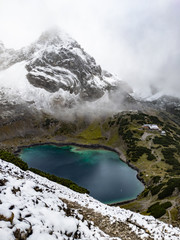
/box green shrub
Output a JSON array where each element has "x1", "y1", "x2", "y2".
[
  {"x1": 130, "y1": 113, "x2": 163, "y2": 125},
  {"x1": 130, "y1": 113, "x2": 148, "y2": 122},
  {"x1": 0, "y1": 149, "x2": 89, "y2": 194},
  {"x1": 150, "y1": 183, "x2": 164, "y2": 196},
  {"x1": 153, "y1": 136, "x2": 175, "y2": 147},
  {"x1": 55, "y1": 122, "x2": 77, "y2": 135},
  {"x1": 161, "y1": 148, "x2": 180, "y2": 175},
  {"x1": 127, "y1": 146, "x2": 155, "y2": 162},
  {"x1": 161, "y1": 201, "x2": 172, "y2": 209},
  {"x1": 147, "y1": 202, "x2": 166, "y2": 218},
  {"x1": 165, "y1": 158, "x2": 179, "y2": 167},
  {"x1": 162, "y1": 148, "x2": 177, "y2": 158},
  {"x1": 108, "y1": 120, "x2": 116, "y2": 127},
  {"x1": 158, "y1": 186, "x2": 174, "y2": 199},
  {"x1": 119, "y1": 118, "x2": 129, "y2": 126},
  {"x1": 152, "y1": 176, "x2": 161, "y2": 184},
  {"x1": 147, "y1": 201, "x2": 172, "y2": 218},
  {"x1": 29, "y1": 168, "x2": 89, "y2": 194},
  {"x1": 158, "y1": 178, "x2": 180, "y2": 199},
  {"x1": 141, "y1": 188, "x2": 149, "y2": 197},
  {"x1": 0, "y1": 150, "x2": 28, "y2": 171},
  {"x1": 148, "y1": 116, "x2": 163, "y2": 125},
  {"x1": 147, "y1": 153, "x2": 156, "y2": 161}
]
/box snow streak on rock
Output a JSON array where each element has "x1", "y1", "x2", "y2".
[{"x1": 0, "y1": 29, "x2": 121, "y2": 115}]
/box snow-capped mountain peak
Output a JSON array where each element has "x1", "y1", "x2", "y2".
[
  {"x1": 36, "y1": 28, "x2": 76, "y2": 48},
  {"x1": 0, "y1": 29, "x2": 125, "y2": 115}
]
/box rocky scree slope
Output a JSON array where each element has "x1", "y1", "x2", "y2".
[{"x1": 0, "y1": 159, "x2": 180, "y2": 240}]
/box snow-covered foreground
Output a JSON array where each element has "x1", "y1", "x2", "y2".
[{"x1": 0, "y1": 159, "x2": 179, "y2": 240}]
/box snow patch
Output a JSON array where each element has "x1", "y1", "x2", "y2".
[{"x1": 0, "y1": 159, "x2": 179, "y2": 240}]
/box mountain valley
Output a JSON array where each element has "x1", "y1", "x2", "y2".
[{"x1": 0, "y1": 29, "x2": 180, "y2": 239}]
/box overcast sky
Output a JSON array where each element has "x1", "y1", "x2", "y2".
[{"x1": 0, "y1": 0, "x2": 180, "y2": 98}]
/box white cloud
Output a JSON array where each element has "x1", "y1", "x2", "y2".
[{"x1": 0, "y1": 0, "x2": 180, "y2": 98}]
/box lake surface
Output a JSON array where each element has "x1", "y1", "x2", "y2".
[{"x1": 20, "y1": 145, "x2": 144, "y2": 203}]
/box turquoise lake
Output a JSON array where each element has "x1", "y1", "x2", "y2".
[{"x1": 20, "y1": 145, "x2": 144, "y2": 203}]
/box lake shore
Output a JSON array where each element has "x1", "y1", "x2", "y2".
[
  {"x1": 15, "y1": 141, "x2": 145, "y2": 205},
  {"x1": 108, "y1": 198, "x2": 137, "y2": 206}
]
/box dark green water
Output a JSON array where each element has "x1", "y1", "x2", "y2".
[{"x1": 20, "y1": 145, "x2": 144, "y2": 203}]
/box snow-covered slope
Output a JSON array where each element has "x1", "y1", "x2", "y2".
[
  {"x1": 0, "y1": 159, "x2": 179, "y2": 240},
  {"x1": 0, "y1": 29, "x2": 128, "y2": 116}
]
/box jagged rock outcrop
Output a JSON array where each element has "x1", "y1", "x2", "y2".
[
  {"x1": 25, "y1": 30, "x2": 106, "y2": 100},
  {"x1": 0, "y1": 29, "x2": 121, "y2": 106},
  {"x1": 0, "y1": 28, "x2": 136, "y2": 120}
]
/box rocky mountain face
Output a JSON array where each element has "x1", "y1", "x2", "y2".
[
  {"x1": 151, "y1": 95, "x2": 180, "y2": 112},
  {"x1": 2, "y1": 29, "x2": 179, "y2": 122},
  {"x1": 25, "y1": 31, "x2": 106, "y2": 100},
  {"x1": 141, "y1": 95, "x2": 180, "y2": 125},
  {"x1": 0, "y1": 42, "x2": 16, "y2": 70},
  {"x1": 0, "y1": 29, "x2": 128, "y2": 118}
]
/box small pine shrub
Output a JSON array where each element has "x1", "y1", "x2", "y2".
[
  {"x1": 0, "y1": 149, "x2": 89, "y2": 194},
  {"x1": 150, "y1": 183, "x2": 164, "y2": 196},
  {"x1": 147, "y1": 201, "x2": 172, "y2": 218},
  {"x1": 29, "y1": 168, "x2": 89, "y2": 194},
  {"x1": 0, "y1": 150, "x2": 28, "y2": 171},
  {"x1": 158, "y1": 178, "x2": 180, "y2": 199},
  {"x1": 152, "y1": 176, "x2": 161, "y2": 184}
]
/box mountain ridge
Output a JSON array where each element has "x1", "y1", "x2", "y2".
[
  {"x1": 0, "y1": 29, "x2": 121, "y2": 102},
  {"x1": 0, "y1": 29, "x2": 180, "y2": 121}
]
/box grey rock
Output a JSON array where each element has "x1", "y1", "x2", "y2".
[{"x1": 0, "y1": 29, "x2": 118, "y2": 101}]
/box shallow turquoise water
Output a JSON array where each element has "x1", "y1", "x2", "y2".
[{"x1": 20, "y1": 145, "x2": 144, "y2": 203}]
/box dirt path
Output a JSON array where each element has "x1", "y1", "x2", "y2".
[
  {"x1": 141, "y1": 132, "x2": 153, "y2": 141},
  {"x1": 62, "y1": 198, "x2": 153, "y2": 240}
]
